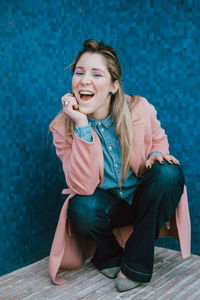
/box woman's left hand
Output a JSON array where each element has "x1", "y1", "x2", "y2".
[{"x1": 145, "y1": 153, "x2": 180, "y2": 169}]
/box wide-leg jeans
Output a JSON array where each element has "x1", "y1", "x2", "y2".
[{"x1": 67, "y1": 161, "x2": 185, "y2": 282}]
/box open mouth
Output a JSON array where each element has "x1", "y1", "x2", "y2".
[{"x1": 79, "y1": 91, "x2": 95, "y2": 101}]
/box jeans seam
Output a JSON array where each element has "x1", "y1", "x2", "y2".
[{"x1": 122, "y1": 258, "x2": 152, "y2": 276}]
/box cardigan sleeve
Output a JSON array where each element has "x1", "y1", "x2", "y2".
[
  {"x1": 50, "y1": 125, "x2": 100, "y2": 195},
  {"x1": 149, "y1": 102, "x2": 169, "y2": 155}
]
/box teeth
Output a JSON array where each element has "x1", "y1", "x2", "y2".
[{"x1": 80, "y1": 91, "x2": 94, "y2": 95}]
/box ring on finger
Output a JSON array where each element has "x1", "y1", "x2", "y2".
[{"x1": 63, "y1": 100, "x2": 68, "y2": 106}]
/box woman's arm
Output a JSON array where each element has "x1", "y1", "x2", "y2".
[
  {"x1": 50, "y1": 125, "x2": 100, "y2": 195},
  {"x1": 145, "y1": 101, "x2": 180, "y2": 168}
]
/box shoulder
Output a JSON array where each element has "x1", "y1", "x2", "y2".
[{"x1": 126, "y1": 95, "x2": 156, "y2": 118}]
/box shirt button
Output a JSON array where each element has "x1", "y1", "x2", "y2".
[
  {"x1": 120, "y1": 191, "x2": 123, "y2": 195},
  {"x1": 108, "y1": 146, "x2": 112, "y2": 150},
  {"x1": 101, "y1": 128, "x2": 104, "y2": 132},
  {"x1": 115, "y1": 163, "x2": 118, "y2": 167}
]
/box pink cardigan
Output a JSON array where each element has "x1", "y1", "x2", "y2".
[{"x1": 48, "y1": 97, "x2": 191, "y2": 284}]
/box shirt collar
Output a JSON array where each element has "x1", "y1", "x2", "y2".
[{"x1": 88, "y1": 114, "x2": 113, "y2": 128}]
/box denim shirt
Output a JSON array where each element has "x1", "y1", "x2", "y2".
[{"x1": 75, "y1": 114, "x2": 142, "y2": 205}]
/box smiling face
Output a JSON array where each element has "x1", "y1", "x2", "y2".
[{"x1": 72, "y1": 52, "x2": 119, "y2": 120}]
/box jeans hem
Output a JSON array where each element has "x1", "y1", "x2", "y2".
[{"x1": 121, "y1": 260, "x2": 152, "y2": 283}]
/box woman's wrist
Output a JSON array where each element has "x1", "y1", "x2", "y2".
[{"x1": 75, "y1": 119, "x2": 88, "y2": 127}]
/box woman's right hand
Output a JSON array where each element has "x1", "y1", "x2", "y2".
[{"x1": 61, "y1": 93, "x2": 88, "y2": 126}]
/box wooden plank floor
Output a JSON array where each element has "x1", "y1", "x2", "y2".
[{"x1": 0, "y1": 247, "x2": 200, "y2": 300}]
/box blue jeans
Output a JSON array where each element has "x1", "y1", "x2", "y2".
[{"x1": 67, "y1": 162, "x2": 185, "y2": 282}]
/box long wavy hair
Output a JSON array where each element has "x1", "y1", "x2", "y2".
[{"x1": 50, "y1": 39, "x2": 139, "y2": 185}]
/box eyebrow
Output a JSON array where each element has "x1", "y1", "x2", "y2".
[{"x1": 75, "y1": 66, "x2": 105, "y2": 74}]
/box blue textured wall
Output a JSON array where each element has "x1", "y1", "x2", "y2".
[{"x1": 1, "y1": 0, "x2": 199, "y2": 276}]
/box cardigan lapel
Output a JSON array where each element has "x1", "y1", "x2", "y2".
[{"x1": 92, "y1": 129, "x2": 104, "y2": 175}]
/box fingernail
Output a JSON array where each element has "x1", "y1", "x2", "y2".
[
  {"x1": 161, "y1": 161, "x2": 164, "y2": 164},
  {"x1": 170, "y1": 160, "x2": 173, "y2": 162}
]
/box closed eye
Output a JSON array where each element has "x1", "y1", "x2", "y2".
[
  {"x1": 92, "y1": 74, "x2": 102, "y2": 77},
  {"x1": 75, "y1": 72, "x2": 84, "y2": 75}
]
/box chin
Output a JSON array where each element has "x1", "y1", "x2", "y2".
[{"x1": 78, "y1": 106, "x2": 92, "y2": 115}]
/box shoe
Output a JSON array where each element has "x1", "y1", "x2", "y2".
[
  {"x1": 100, "y1": 266, "x2": 120, "y2": 279},
  {"x1": 115, "y1": 276, "x2": 141, "y2": 292}
]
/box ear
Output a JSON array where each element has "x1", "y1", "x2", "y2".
[{"x1": 111, "y1": 80, "x2": 119, "y2": 94}]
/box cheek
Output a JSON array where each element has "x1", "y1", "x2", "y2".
[
  {"x1": 96, "y1": 81, "x2": 110, "y2": 93},
  {"x1": 72, "y1": 76, "x2": 78, "y2": 89}
]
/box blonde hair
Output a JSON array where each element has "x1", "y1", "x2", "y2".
[{"x1": 50, "y1": 39, "x2": 140, "y2": 185}]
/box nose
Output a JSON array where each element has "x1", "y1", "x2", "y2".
[{"x1": 80, "y1": 74, "x2": 92, "y2": 85}]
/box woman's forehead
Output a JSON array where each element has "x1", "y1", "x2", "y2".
[{"x1": 76, "y1": 52, "x2": 108, "y2": 71}]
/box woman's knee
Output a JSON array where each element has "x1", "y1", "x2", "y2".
[
  {"x1": 67, "y1": 193, "x2": 109, "y2": 236},
  {"x1": 150, "y1": 161, "x2": 185, "y2": 188}
]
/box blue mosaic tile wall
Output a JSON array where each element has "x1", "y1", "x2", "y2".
[{"x1": 1, "y1": 0, "x2": 199, "y2": 275}]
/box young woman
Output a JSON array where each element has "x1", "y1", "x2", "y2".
[{"x1": 48, "y1": 39, "x2": 191, "y2": 292}]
